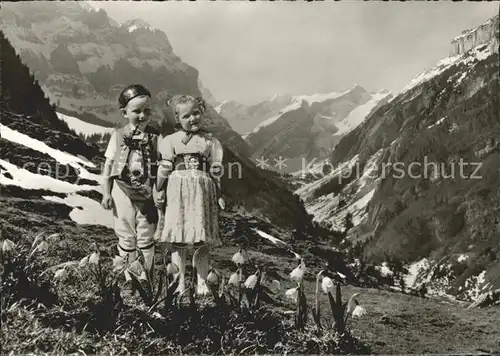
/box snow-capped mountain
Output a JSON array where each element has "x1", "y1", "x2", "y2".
[
  {"x1": 295, "y1": 14, "x2": 500, "y2": 302},
  {"x1": 1, "y1": 29, "x2": 316, "y2": 237},
  {"x1": 1, "y1": 1, "x2": 248, "y2": 158},
  {"x1": 225, "y1": 85, "x2": 391, "y2": 173}
]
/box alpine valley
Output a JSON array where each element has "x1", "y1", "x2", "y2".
[{"x1": 1, "y1": 2, "x2": 500, "y2": 354}]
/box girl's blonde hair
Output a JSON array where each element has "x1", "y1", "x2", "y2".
[{"x1": 166, "y1": 95, "x2": 206, "y2": 122}]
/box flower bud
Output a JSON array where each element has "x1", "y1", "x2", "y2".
[
  {"x1": 1, "y1": 239, "x2": 15, "y2": 253},
  {"x1": 352, "y1": 305, "x2": 367, "y2": 318},
  {"x1": 321, "y1": 276, "x2": 334, "y2": 294},
  {"x1": 289, "y1": 260, "x2": 306, "y2": 283},
  {"x1": 37, "y1": 240, "x2": 49, "y2": 253},
  {"x1": 231, "y1": 249, "x2": 250, "y2": 266},
  {"x1": 207, "y1": 269, "x2": 220, "y2": 285},
  {"x1": 79, "y1": 255, "x2": 89, "y2": 267},
  {"x1": 285, "y1": 287, "x2": 299, "y2": 303},
  {"x1": 244, "y1": 274, "x2": 258, "y2": 289},
  {"x1": 54, "y1": 268, "x2": 68, "y2": 281},
  {"x1": 89, "y1": 252, "x2": 100, "y2": 265},
  {"x1": 228, "y1": 272, "x2": 241, "y2": 285}
]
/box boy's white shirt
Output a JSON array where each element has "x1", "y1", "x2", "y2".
[{"x1": 104, "y1": 123, "x2": 146, "y2": 173}]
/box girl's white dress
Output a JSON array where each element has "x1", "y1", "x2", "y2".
[{"x1": 157, "y1": 130, "x2": 223, "y2": 247}]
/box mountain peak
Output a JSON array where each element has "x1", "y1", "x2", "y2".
[
  {"x1": 121, "y1": 18, "x2": 156, "y2": 33},
  {"x1": 78, "y1": 2, "x2": 99, "y2": 13}
]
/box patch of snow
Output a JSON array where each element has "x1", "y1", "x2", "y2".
[
  {"x1": 376, "y1": 262, "x2": 393, "y2": 277},
  {"x1": 252, "y1": 228, "x2": 288, "y2": 248},
  {"x1": 43, "y1": 195, "x2": 112, "y2": 228},
  {"x1": 334, "y1": 91, "x2": 392, "y2": 136},
  {"x1": 1, "y1": 124, "x2": 95, "y2": 168},
  {"x1": 455, "y1": 71, "x2": 468, "y2": 86},
  {"x1": 404, "y1": 258, "x2": 430, "y2": 288},
  {"x1": 457, "y1": 254, "x2": 469, "y2": 263},
  {"x1": 56, "y1": 112, "x2": 114, "y2": 137},
  {"x1": 128, "y1": 24, "x2": 156, "y2": 33},
  {"x1": 295, "y1": 90, "x2": 348, "y2": 105},
  {"x1": 0, "y1": 159, "x2": 97, "y2": 194},
  {"x1": 250, "y1": 100, "x2": 302, "y2": 134},
  {"x1": 399, "y1": 43, "x2": 494, "y2": 97},
  {"x1": 213, "y1": 102, "x2": 226, "y2": 114},
  {"x1": 464, "y1": 270, "x2": 490, "y2": 301},
  {"x1": 427, "y1": 117, "x2": 447, "y2": 129}
]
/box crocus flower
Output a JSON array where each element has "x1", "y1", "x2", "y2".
[
  {"x1": 79, "y1": 255, "x2": 89, "y2": 267},
  {"x1": 289, "y1": 259, "x2": 306, "y2": 283},
  {"x1": 231, "y1": 249, "x2": 250, "y2": 266},
  {"x1": 285, "y1": 287, "x2": 299, "y2": 303},
  {"x1": 321, "y1": 276, "x2": 335, "y2": 294},
  {"x1": 54, "y1": 268, "x2": 68, "y2": 281},
  {"x1": 244, "y1": 273, "x2": 259, "y2": 289},
  {"x1": 36, "y1": 240, "x2": 49, "y2": 253},
  {"x1": 207, "y1": 269, "x2": 220, "y2": 285},
  {"x1": 228, "y1": 272, "x2": 241, "y2": 285},
  {"x1": 352, "y1": 305, "x2": 367, "y2": 318},
  {"x1": 1, "y1": 239, "x2": 15, "y2": 253},
  {"x1": 271, "y1": 279, "x2": 281, "y2": 291},
  {"x1": 88, "y1": 252, "x2": 100, "y2": 265}
]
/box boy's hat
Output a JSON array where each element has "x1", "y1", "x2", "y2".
[{"x1": 119, "y1": 84, "x2": 151, "y2": 109}]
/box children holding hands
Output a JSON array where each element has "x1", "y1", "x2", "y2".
[{"x1": 101, "y1": 85, "x2": 225, "y2": 297}]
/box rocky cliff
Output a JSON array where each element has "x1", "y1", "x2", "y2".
[
  {"x1": 450, "y1": 15, "x2": 499, "y2": 56},
  {"x1": 296, "y1": 14, "x2": 500, "y2": 302},
  {"x1": 1, "y1": 2, "x2": 249, "y2": 158}
]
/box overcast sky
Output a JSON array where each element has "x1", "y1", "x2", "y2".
[{"x1": 94, "y1": 1, "x2": 497, "y2": 104}]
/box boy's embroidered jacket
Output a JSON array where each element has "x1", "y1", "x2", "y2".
[{"x1": 109, "y1": 124, "x2": 160, "y2": 182}]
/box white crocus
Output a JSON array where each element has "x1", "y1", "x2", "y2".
[
  {"x1": 36, "y1": 240, "x2": 49, "y2": 253},
  {"x1": 289, "y1": 259, "x2": 306, "y2": 283},
  {"x1": 2, "y1": 239, "x2": 15, "y2": 253},
  {"x1": 88, "y1": 252, "x2": 100, "y2": 265},
  {"x1": 231, "y1": 249, "x2": 250, "y2": 266},
  {"x1": 244, "y1": 273, "x2": 259, "y2": 289},
  {"x1": 207, "y1": 269, "x2": 220, "y2": 285},
  {"x1": 54, "y1": 268, "x2": 68, "y2": 281},
  {"x1": 285, "y1": 287, "x2": 299, "y2": 303},
  {"x1": 228, "y1": 272, "x2": 241, "y2": 285},
  {"x1": 79, "y1": 255, "x2": 90, "y2": 267},
  {"x1": 321, "y1": 276, "x2": 335, "y2": 294},
  {"x1": 352, "y1": 305, "x2": 367, "y2": 318}
]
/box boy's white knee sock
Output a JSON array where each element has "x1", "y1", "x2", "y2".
[
  {"x1": 139, "y1": 243, "x2": 155, "y2": 271},
  {"x1": 118, "y1": 245, "x2": 137, "y2": 282}
]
